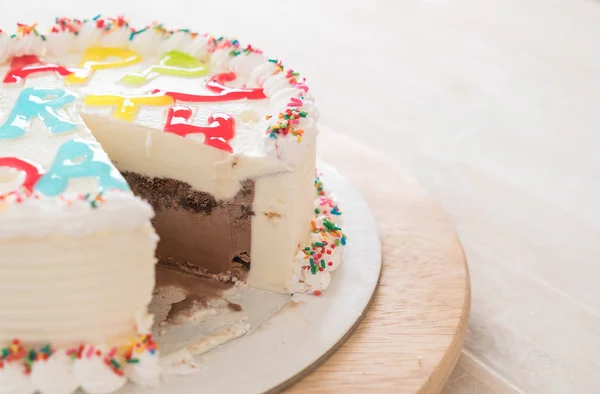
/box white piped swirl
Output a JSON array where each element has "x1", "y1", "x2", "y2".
[
  {"x1": 98, "y1": 27, "x2": 130, "y2": 48},
  {"x1": 45, "y1": 31, "x2": 76, "y2": 56},
  {"x1": 12, "y1": 35, "x2": 44, "y2": 57},
  {"x1": 0, "y1": 34, "x2": 15, "y2": 64},
  {"x1": 31, "y1": 351, "x2": 78, "y2": 394},
  {"x1": 129, "y1": 28, "x2": 164, "y2": 55},
  {"x1": 74, "y1": 346, "x2": 126, "y2": 394},
  {"x1": 73, "y1": 21, "x2": 102, "y2": 51}
]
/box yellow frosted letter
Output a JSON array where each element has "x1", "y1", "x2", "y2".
[
  {"x1": 84, "y1": 93, "x2": 173, "y2": 122},
  {"x1": 66, "y1": 47, "x2": 142, "y2": 84}
]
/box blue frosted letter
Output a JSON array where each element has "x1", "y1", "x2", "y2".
[
  {"x1": 0, "y1": 87, "x2": 79, "y2": 139},
  {"x1": 35, "y1": 139, "x2": 130, "y2": 196}
]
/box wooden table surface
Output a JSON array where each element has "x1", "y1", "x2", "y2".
[
  {"x1": 3, "y1": 0, "x2": 600, "y2": 392},
  {"x1": 286, "y1": 130, "x2": 470, "y2": 393}
]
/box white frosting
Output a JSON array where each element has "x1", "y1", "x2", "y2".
[
  {"x1": 134, "y1": 309, "x2": 154, "y2": 335},
  {"x1": 73, "y1": 21, "x2": 102, "y2": 51},
  {"x1": 98, "y1": 27, "x2": 130, "y2": 48},
  {"x1": 0, "y1": 227, "x2": 157, "y2": 346},
  {"x1": 128, "y1": 28, "x2": 164, "y2": 55},
  {"x1": 45, "y1": 31, "x2": 75, "y2": 56},
  {"x1": 161, "y1": 31, "x2": 194, "y2": 53},
  {"x1": 183, "y1": 36, "x2": 209, "y2": 60},
  {"x1": 262, "y1": 72, "x2": 292, "y2": 98},
  {"x1": 0, "y1": 362, "x2": 34, "y2": 394},
  {"x1": 125, "y1": 352, "x2": 160, "y2": 387},
  {"x1": 74, "y1": 346, "x2": 126, "y2": 394},
  {"x1": 209, "y1": 48, "x2": 230, "y2": 69},
  {"x1": 11, "y1": 35, "x2": 44, "y2": 58},
  {"x1": 0, "y1": 341, "x2": 163, "y2": 394},
  {"x1": 31, "y1": 351, "x2": 78, "y2": 394},
  {"x1": 250, "y1": 62, "x2": 278, "y2": 86},
  {"x1": 0, "y1": 192, "x2": 153, "y2": 238},
  {"x1": 0, "y1": 35, "x2": 14, "y2": 64},
  {"x1": 248, "y1": 138, "x2": 316, "y2": 292},
  {"x1": 230, "y1": 53, "x2": 267, "y2": 76}
]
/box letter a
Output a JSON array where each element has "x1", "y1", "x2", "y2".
[{"x1": 35, "y1": 139, "x2": 130, "y2": 197}]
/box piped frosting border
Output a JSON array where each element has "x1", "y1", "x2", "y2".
[
  {"x1": 0, "y1": 313, "x2": 160, "y2": 394},
  {"x1": 290, "y1": 173, "x2": 347, "y2": 294}
]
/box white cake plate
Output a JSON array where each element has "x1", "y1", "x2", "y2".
[{"x1": 123, "y1": 160, "x2": 382, "y2": 394}]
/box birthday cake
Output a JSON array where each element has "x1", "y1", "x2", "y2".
[{"x1": 0, "y1": 16, "x2": 346, "y2": 393}]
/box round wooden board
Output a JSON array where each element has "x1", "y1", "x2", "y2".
[{"x1": 285, "y1": 129, "x2": 471, "y2": 393}]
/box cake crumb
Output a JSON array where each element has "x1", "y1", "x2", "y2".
[
  {"x1": 159, "y1": 329, "x2": 168, "y2": 337},
  {"x1": 287, "y1": 300, "x2": 304, "y2": 309},
  {"x1": 227, "y1": 302, "x2": 243, "y2": 312},
  {"x1": 264, "y1": 211, "x2": 282, "y2": 220}
]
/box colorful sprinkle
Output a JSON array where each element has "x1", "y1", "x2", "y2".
[
  {"x1": 16, "y1": 23, "x2": 45, "y2": 40},
  {"x1": 296, "y1": 176, "x2": 347, "y2": 279},
  {"x1": 266, "y1": 106, "x2": 308, "y2": 142}
]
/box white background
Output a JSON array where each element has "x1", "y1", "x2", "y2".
[{"x1": 1, "y1": 0, "x2": 598, "y2": 392}]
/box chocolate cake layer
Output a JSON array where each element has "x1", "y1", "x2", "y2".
[{"x1": 122, "y1": 172, "x2": 254, "y2": 279}]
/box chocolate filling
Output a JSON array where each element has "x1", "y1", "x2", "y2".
[{"x1": 122, "y1": 172, "x2": 254, "y2": 281}]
